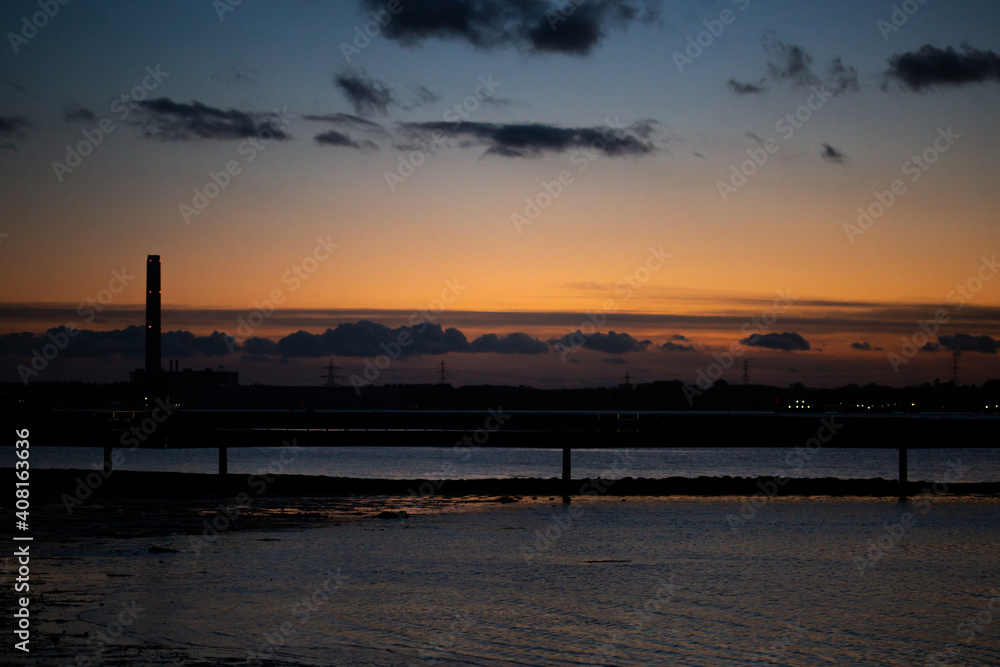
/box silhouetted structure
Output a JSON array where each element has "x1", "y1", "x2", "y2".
[{"x1": 145, "y1": 255, "x2": 161, "y2": 395}]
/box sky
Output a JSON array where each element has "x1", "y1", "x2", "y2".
[{"x1": 1, "y1": 0, "x2": 999, "y2": 390}]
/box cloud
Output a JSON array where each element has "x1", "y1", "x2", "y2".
[
  {"x1": 821, "y1": 143, "x2": 846, "y2": 164},
  {"x1": 603, "y1": 357, "x2": 628, "y2": 365},
  {"x1": 135, "y1": 98, "x2": 291, "y2": 141},
  {"x1": 939, "y1": 334, "x2": 999, "y2": 354},
  {"x1": 727, "y1": 78, "x2": 766, "y2": 95},
  {"x1": 730, "y1": 34, "x2": 858, "y2": 96},
  {"x1": 740, "y1": 331, "x2": 811, "y2": 352},
  {"x1": 400, "y1": 119, "x2": 656, "y2": 158},
  {"x1": 358, "y1": 0, "x2": 659, "y2": 57},
  {"x1": 306, "y1": 112, "x2": 391, "y2": 148},
  {"x1": 162, "y1": 330, "x2": 237, "y2": 357},
  {"x1": 0, "y1": 326, "x2": 235, "y2": 359},
  {"x1": 274, "y1": 321, "x2": 460, "y2": 358},
  {"x1": 921, "y1": 342, "x2": 941, "y2": 353},
  {"x1": 763, "y1": 35, "x2": 819, "y2": 87},
  {"x1": 334, "y1": 71, "x2": 437, "y2": 117},
  {"x1": 211, "y1": 63, "x2": 259, "y2": 87},
  {"x1": 549, "y1": 330, "x2": 652, "y2": 354},
  {"x1": 0, "y1": 116, "x2": 30, "y2": 139},
  {"x1": 64, "y1": 107, "x2": 96, "y2": 124},
  {"x1": 850, "y1": 342, "x2": 872, "y2": 351},
  {"x1": 314, "y1": 130, "x2": 379, "y2": 150},
  {"x1": 335, "y1": 71, "x2": 397, "y2": 116},
  {"x1": 661, "y1": 340, "x2": 694, "y2": 352},
  {"x1": 469, "y1": 332, "x2": 549, "y2": 354},
  {"x1": 885, "y1": 44, "x2": 1000, "y2": 91}
]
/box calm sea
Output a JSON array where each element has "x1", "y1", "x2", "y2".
[
  {"x1": 29, "y1": 446, "x2": 1000, "y2": 483},
  {"x1": 12, "y1": 496, "x2": 1000, "y2": 666}
]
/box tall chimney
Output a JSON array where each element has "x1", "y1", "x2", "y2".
[{"x1": 145, "y1": 255, "x2": 161, "y2": 389}]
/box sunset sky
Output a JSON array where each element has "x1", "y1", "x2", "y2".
[{"x1": 2, "y1": 0, "x2": 999, "y2": 388}]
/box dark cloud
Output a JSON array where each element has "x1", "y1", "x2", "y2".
[
  {"x1": 727, "y1": 78, "x2": 767, "y2": 95},
  {"x1": 939, "y1": 334, "x2": 999, "y2": 354},
  {"x1": 305, "y1": 112, "x2": 385, "y2": 129},
  {"x1": 850, "y1": 342, "x2": 872, "y2": 351},
  {"x1": 821, "y1": 143, "x2": 846, "y2": 164},
  {"x1": 314, "y1": 130, "x2": 379, "y2": 150},
  {"x1": 885, "y1": 44, "x2": 1000, "y2": 91},
  {"x1": 603, "y1": 357, "x2": 628, "y2": 366},
  {"x1": 334, "y1": 72, "x2": 438, "y2": 116},
  {"x1": 661, "y1": 340, "x2": 694, "y2": 352},
  {"x1": 549, "y1": 330, "x2": 652, "y2": 354},
  {"x1": 0, "y1": 115, "x2": 30, "y2": 139},
  {"x1": 740, "y1": 331, "x2": 811, "y2": 352},
  {"x1": 135, "y1": 98, "x2": 291, "y2": 141},
  {"x1": 211, "y1": 63, "x2": 259, "y2": 87},
  {"x1": 242, "y1": 337, "x2": 281, "y2": 356},
  {"x1": 400, "y1": 119, "x2": 656, "y2": 158},
  {"x1": 0, "y1": 326, "x2": 233, "y2": 359},
  {"x1": 277, "y1": 321, "x2": 471, "y2": 358},
  {"x1": 921, "y1": 342, "x2": 941, "y2": 353},
  {"x1": 827, "y1": 56, "x2": 860, "y2": 94},
  {"x1": 162, "y1": 330, "x2": 236, "y2": 358},
  {"x1": 335, "y1": 71, "x2": 397, "y2": 116},
  {"x1": 469, "y1": 332, "x2": 548, "y2": 354},
  {"x1": 763, "y1": 35, "x2": 819, "y2": 87},
  {"x1": 64, "y1": 107, "x2": 96, "y2": 124},
  {"x1": 359, "y1": 0, "x2": 659, "y2": 57},
  {"x1": 731, "y1": 34, "x2": 858, "y2": 96}
]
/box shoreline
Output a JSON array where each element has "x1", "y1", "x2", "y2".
[{"x1": 13, "y1": 467, "x2": 1000, "y2": 499}]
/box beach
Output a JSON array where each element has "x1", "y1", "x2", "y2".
[{"x1": 6, "y1": 476, "x2": 1000, "y2": 666}]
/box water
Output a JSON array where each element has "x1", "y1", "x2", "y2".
[
  {"x1": 27, "y1": 446, "x2": 1000, "y2": 483},
  {"x1": 13, "y1": 496, "x2": 1000, "y2": 666}
]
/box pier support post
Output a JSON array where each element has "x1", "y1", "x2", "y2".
[
  {"x1": 562, "y1": 447, "x2": 571, "y2": 503},
  {"x1": 219, "y1": 446, "x2": 228, "y2": 477},
  {"x1": 898, "y1": 447, "x2": 908, "y2": 501},
  {"x1": 103, "y1": 446, "x2": 113, "y2": 474}
]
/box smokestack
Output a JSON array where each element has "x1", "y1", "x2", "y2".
[{"x1": 145, "y1": 255, "x2": 161, "y2": 387}]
